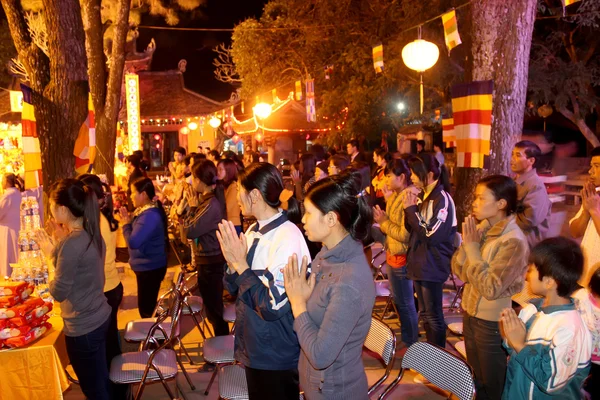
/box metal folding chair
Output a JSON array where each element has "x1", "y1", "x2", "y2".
[
  {"x1": 109, "y1": 288, "x2": 196, "y2": 400},
  {"x1": 363, "y1": 317, "x2": 397, "y2": 395},
  {"x1": 378, "y1": 341, "x2": 476, "y2": 400},
  {"x1": 202, "y1": 334, "x2": 236, "y2": 395},
  {"x1": 217, "y1": 364, "x2": 306, "y2": 400}
]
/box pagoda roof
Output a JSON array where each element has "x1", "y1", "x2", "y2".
[
  {"x1": 231, "y1": 97, "x2": 330, "y2": 135},
  {"x1": 119, "y1": 70, "x2": 223, "y2": 120}
]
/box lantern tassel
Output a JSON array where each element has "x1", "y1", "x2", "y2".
[{"x1": 420, "y1": 74, "x2": 424, "y2": 115}]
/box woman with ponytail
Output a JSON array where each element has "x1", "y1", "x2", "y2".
[
  {"x1": 182, "y1": 160, "x2": 229, "y2": 336},
  {"x1": 120, "y1": 177, "x2": 168, "y2": 318},
  {"x1": 77, "y1": 174, "x2": 123, "y2": 368},
  {"x1": 45, "y1": 179, "x2": 112, "y2": 399},
  {"x1": 405, "y1": 154, "x2": 457, "y2": 351},
  {"x1": 283, "y1": 171, "x2": 376, "y2": 399},
  {"x1": 216, "y1": 163, "x2": 311, "y2": 399}
]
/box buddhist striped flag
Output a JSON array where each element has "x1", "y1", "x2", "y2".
[
  {"x1": 295, "y1": 80, "x2": 303, "y2": 101},
  {"x1": 564, "y1": 0, "x2": 581, "y2": 5},
  {"x1": 74, "y1": 94, "x2": 96, "y2": 175},
  {"x1": 441, "y1": 9, "x2": 462, "y2": 54},
  {"x1": 442, "y1": 118, "x2": 456, "y2": 148},
  {"x1": 20, "y1": 84, "x2": 42, "y2": 189},
  {"x1": 451, "y1": 80, "x2": 493, "y2": 168},
  {"x1": 306, "y1": 79, "x2": 316, "y2": 122},
  {"x1": 373, "y1": 44, "x2": 384, "y2": 73}
]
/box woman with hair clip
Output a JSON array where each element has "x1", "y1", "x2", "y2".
[
  {"x1": 451, "y1": 175, "x2": 528, "y2": 400},
  {"x1": 181, "y1": 160, "x2": 229, "y2": 336},
  {"x1": 405, "y1": 153, "x2": 457, "y2": 352},
  {"x1": 77, "y1": 174, "x2": 123, "y2": 369},
  {"x1": 120, "y1": 177, "x2": 168, "y2": 318},
  {"x1": 39, "y1": 179, "x2": 112, "y2": 399},
  {"x1": 216, "y1": 163, "x2": 311, "y2": 400},
  {"x1": 372, "y1": 158, "x2": 419, "y2": 348},
  {"x1": 217, "y1": 158, "x2": 242, "y2": 235},
  {"x1": 283, "y1": 171, "x2": 376, "y2": 399}
]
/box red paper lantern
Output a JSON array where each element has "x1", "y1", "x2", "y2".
[
  {"x1": 153, "y1": 134, "x2": 161, "y2": 141},
  {"x1": 155, "y1": 143, "x2": 160, "y2": 149}
]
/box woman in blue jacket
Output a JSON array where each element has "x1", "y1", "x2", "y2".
[
  {"x1": 120, "y1": 177, "x2": 168, "y2": 318},
  {"x1": 405, "y1": 154, "x2": 457, "y2": 348},
  {"x1": 217, "y1": 163, "x2": 311, "y2": 400}
]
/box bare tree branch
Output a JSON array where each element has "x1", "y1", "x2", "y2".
[
  {"x1": 9, "y1": 58, "x2": 29, "y2": 81},
  {"x1": 213, "y1": 43, "x2": 241, "y2": 84},
  {"x1": 559, "y1": 106, "x2": 600, "y2": 147},
  {"x1": 24, "y1": 11, "x2": 48, "y2": 56}
]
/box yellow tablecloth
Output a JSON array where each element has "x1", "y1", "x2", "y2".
[{"x1": 0, "y1": 316, "x2": 70, "y2": 400}]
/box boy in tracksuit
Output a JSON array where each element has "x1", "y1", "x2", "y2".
[{"x1": 500, "y1": 237, "x2": 592, "y2": 399}]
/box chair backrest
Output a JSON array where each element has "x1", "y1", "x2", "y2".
[
  {"x1": 167, "y1": 288, "x2": 184, "y2": 340},
  {"x1": 401, "y1": 342, "x2": 476, "y2": 400},
  {"x1": 364, "y1": 317, "x2": 396, "y2": 367}
]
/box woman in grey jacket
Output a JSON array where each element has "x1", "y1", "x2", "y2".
[{"x1": 284, "y1": 171, "x2": 376, "y2": 400}]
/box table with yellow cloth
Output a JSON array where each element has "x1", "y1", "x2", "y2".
[{"x1": 0, "y1": 315, "x2": 70, "y2": 400}]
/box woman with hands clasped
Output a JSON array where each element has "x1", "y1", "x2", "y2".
[
  {"x1": 181, "y1": 160, "x2": 229, "y2": 336},
  {"x1": 283, "y1": 171, "x2": 376, "y2": 400},
  {"x1": 372, "y1": 158, "x2": 419, "y2": 347},
  {"x1": 120, "y1": 177, "x2": 168, "y2": 319},
  {"x1": 451, "y1": 175, "x2": 529, "y2": 400},
  {"x1": 216, "y1": 163, "x2": 311, "y2": 400}
]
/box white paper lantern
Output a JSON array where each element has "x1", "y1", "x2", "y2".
[{"x1": 402, "y1": 39, "x2": 440, "y2": 72}]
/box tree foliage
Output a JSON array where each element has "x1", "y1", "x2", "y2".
[
  {"x1": 0, "y1": 16, "x2": 16, "y2": 87},
  {"x1": 528, "y1": 0, "x2": 600, "y2": 145},
  {"x1": 223, "y1": 0, "x2": 467, "y2": 147}
]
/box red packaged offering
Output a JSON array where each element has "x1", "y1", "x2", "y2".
[
  {"x1": 0, "y1": 282, "x2": 29, "y2": 296},
  {"x1": 0, "y1": 319, "x2": 11, "y2": 330},
  {"x1": 0, "y1": 325, "x2": 31, "y2": 339},
  {"x1": 5, "y1": 322, "x2": 52, "y2": 348},
  {"x1": 9, "y1": 302, "x2": 52, "y2": 327},
  {"x1": 0, "y1": 294, "x2": 22, "y2": 308},
  {"x1": 0, "y1": 297, "x2": 45, "y2": 319}
]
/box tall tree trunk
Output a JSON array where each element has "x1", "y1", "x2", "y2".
[
  {"x1": 454, "y1": 0, "x2": 537, "y2": 224},
  {"x1": 83, "y1": 0, "x2": 131, "y2": 184},
  {"x1": 1, "y1": 0, "x2": 88, "y2": 191}
]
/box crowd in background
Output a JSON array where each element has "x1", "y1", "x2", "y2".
[{"x1": 4, "y1": 137, "x2": 599, "y2": 400}]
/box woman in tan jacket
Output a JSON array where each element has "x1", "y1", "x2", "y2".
[
  {"x1": 217, "y1": 159, "x2": 242, "y2": 234},
  {"x1": 452, "y1": 175, "x2": 529, "y2": 400},
  {"x1": 373, "y1": 158, "x2": 419, "y2": 346}
]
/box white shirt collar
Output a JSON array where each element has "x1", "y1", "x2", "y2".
[{"x1": 257, "y1": 210, "x2": 283, "y2": 229}]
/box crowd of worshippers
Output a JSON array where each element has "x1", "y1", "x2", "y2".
[{"x1": 10, "y1": 138, "x2": 599, "y2": 399}]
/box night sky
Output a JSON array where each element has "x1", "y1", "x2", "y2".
[{"x1": 137, "y1": 0, "x2": 268, "y2": 102}]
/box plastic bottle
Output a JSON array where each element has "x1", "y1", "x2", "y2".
[{"x1": 30, "y1": 197, "x2": 41, "y2": 229}]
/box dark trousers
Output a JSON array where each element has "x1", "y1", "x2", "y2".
[
  {"x1": 414, "y1": 280, "x2": 446, "y2": 347},
  {"x1": 388, "y1": 265, "x2": 419, "y2": 346},
  {"x1": 245, "y1": 366, "x2": 299, "y2": 400},
  {"x1": 104, "y1": 282, "x2": 124, "y2": 366},
  {"x1": 134, "y1": 266, "x2": 167, "y2": 318},
  {"x1": 65, "y1": 317, "x2": 111, "y2": 400},
  {"x1": 197, "y1": 262, "x2": 229, "y2": 336},
  {"x1": 463, "y1": 314, "x2": 507, "y2": 400},
  {"x1": 584, "y1": 362, "x2": 599, "y2": 399}
]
